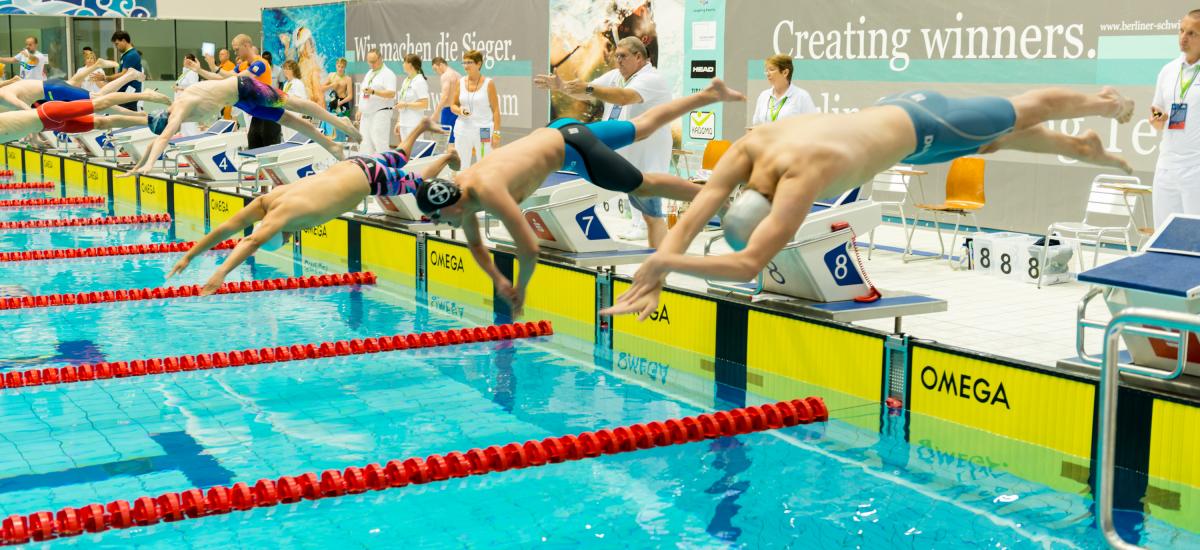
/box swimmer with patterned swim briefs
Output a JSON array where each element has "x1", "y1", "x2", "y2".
[
  {"x1": 602, "y1": 86, "x2": 1139, "y2": 320},
  {"x1": 0, "y1": 89, "x2": 166, "y2": 142},
  {"x1": 410, "y1": 78, "x2": 747, "y2": 317},
  {"x1": 167, "y1": 118, "x2": 459, "y2": 296},
  {"x1": 129, "y1": 75, "x2": 364, "y2": 175}
]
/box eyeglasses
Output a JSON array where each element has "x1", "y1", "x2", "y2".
[{"x1": 614, "y1": 53, "x2": 632, "y2": 60}]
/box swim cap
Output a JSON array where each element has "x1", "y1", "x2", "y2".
[
  {"x1": 722, "y1": 190, "x2": 771, "y2": 251},
  {"x1": 415, "y1": 178, "x2": 462, "y2": 215},
  {"x1": 147, "y1": 111, "x2": 169, "y2": 135}
]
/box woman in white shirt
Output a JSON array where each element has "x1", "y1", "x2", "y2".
[
  {"x1": 751, "y1": 54, "x2": 817, "y2": 127},
  {"x1": 174, "y1": 54, "x2": 201, "y2": 136},
  {"x1": 393, "y1": 53, "x2": 430, "y2": 142},
  {"x1": 451, "y1": 49, "x2": 502, "y2": 168},
  {"x1": 281, "y1": 60, "x2": 308, "y2": 108}
]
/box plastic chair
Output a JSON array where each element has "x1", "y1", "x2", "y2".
[
  {"x1": 866, "y1": 166, "x2": 913, "y2": 259},
  {"x1": 1037, "y1": 174, "x2": 1140, "y2": 288},
  {"x1": 702, "y1": 139, "x2": 732, "y2": 170},
  {"x1": 913, "y1": 157, "x2": 985, "y2": 267}
]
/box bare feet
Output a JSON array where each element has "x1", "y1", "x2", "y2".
[
  {"x1": 144, "y1": 90, "x2": 171, "y2": 105},
  {"x1": 337, "y1": 118, "x2": 362, "y2": 141},
  {"x1": 129, "y1": 69, "x2": 146, "y2": 83},
  {"x1": 1076, "y1": 130, "x2": 1133, "y2": 174},
  {"x1": 412, "y1": 116, "x2": 433, "y2": 139},
  {"x1": 445, "y1": 149, "x2": 460, "y2": 171},
  {"x1": 1100, "y1": 86, "x2": 1134, "y2": 123},
  {"x1": 705, "y1": 78, "x2": 747, "y2": 103}
]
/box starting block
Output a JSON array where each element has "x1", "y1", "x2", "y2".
[
  {"x1": 173, "y1": 121, "x2": 245, "y2": 182},
  {"x1": 241, "y1": 132, "x2": 343, "y2": 186},
  {"x1": 72, "y1": 129, "x2": 112, "y2": 158},
  {"x1": 706, "y1": 199, "x2": 945, "y2": 325},
  {"x1": 485, "y1": 171, "x2": 654, "y2": 267},
  {"x1": 1074, "y1": 214, "x2": 1200, "y2": 377},
  {"x1": 109, "y1": 126, "x2": 158, "y2": 165}
]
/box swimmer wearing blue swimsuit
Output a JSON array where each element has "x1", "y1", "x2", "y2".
[{"x1": 604, "y1": 86, "x2": 1137, "y2": 320}]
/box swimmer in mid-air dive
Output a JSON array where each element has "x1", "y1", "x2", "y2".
[
  {"x1": 411, "y1": 78, "x2": 747, "y2": 316},
  {"x1": 0, "y1": 90, "x2": 169, "y2": 142},
  {"x1": 602, "y1": 86, "x2": 1136, "y2": 320},
  {"x1": 128, "y1": 74, "x2": 362, "y2": 175},
  {"x1": 0, "y1": 67, "x2": 153, "y2": 114},
  {"x1": 167, "y1": 118, "x2": 458, "y2": 296}
]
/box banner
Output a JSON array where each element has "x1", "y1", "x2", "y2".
[
  {"x1": 0, "y1": 0, "x2": 155, "y2": 16},
  {"x1": 346, "y1": 0, "x2": 549, "y2": 137},
  {"x1": 725, "y1": 1, "x2": 1190, "y2": 232},
  {"x1": 548, "y1": 0, "x2": 684, "y2": 130},
  {"x1": 263, "y1": 3, "x2": 346, "y2": 106},
  {"x1": 683, "y1": 0, "x2": 724, "y2": 151}
]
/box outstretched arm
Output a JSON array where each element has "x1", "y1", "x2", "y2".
[
  {"x1": 169, "y1": 196, "x2": 269, "y2": 279},
  {"x1": 198, "y1": 217, "x2": 282, "y2": 295}
]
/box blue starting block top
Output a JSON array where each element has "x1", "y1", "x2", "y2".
[
  {"x1": 807, "y1": 294, "x2": 942, "y2": 312},
  {"x1": 542, "y1": 171, "x2": 583, "y2": 188},
  {"x1": 239, "y1": 134, "x2": 312, "y2": 157},
  {"x1": 1078, "y1": 215, "x2": 1200, "y2": 298}
]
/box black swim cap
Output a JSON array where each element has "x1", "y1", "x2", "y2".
[{"x1": 415, "y1": 178, "x2": 462, "y2": 214}]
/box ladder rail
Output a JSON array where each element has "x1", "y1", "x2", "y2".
[{"x1": 1097, "y1": 307, "x2": 1197, "y2": 549}]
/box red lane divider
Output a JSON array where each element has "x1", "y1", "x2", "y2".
[
  {"x1": 0, "y1": 214, "x2": 171, "y2": 231},
  {"x1": 0, "y1": 197, "x2": 104, "y2": 209},
  {"x1": 0, "y1": 271, "x2": 376, "y2": 312},
  {"x1": 0, "y1": 395, "x2": 825, "y2": 545},
  {"x1": 0, "y1": 182, "x2": 55, "y2": 190},
  {"x1": 0, "y1": 319, "x2": 549, "y2": 392},
  {"x1": 0, "y1": 238, "x2": 235, "y2": 262}
]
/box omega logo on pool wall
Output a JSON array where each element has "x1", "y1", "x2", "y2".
[
  {"x1": 430, "y1": 251, "x2": 465, "y2": 272},
  {"x1": 920, "y1": 365, "x2": 1010, "y2": 409}
]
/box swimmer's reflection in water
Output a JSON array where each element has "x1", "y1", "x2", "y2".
[{"x1": 0, "y1": 339, "x2": 107, "y2": 369}]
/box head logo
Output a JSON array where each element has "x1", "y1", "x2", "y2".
[
  {"x1": 426, "y1": 181, "x2": 454, "y2": 206},
  {"x1": 690, "y1": 60, "x2": 716, "y2": 79},
  {"x1": 919, "y1": 365, "x2": 1009, "y2": 409}
]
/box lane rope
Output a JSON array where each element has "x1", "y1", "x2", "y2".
[{"x1": 0, "y1": 394, "x2": 826, "y2": 545}]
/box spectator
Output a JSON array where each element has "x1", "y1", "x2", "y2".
[
  {"x1": 0, "y1": 36, "x2": 48, "y2": 81},
  {"x1": 451, "y1": 49, "x2": 501, "y2": 168},
  {"x1": 105, "y1": 30, "x2": 143, "y2": 111},
  {"x1": 393, "y1": 53, "x2": 429, "y2": 143},
  {"x1": 750, "y1": 54, "x2": 817, "y2": 127},
  {"x1": 1150, "y1": 9, "x2": 1200, "y2": 226},
  {"x1": 358, "y1": 48, "x2": 397, "y2": 154}
]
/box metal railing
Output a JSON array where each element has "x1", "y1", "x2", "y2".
[{"x1": 1096, "y1": 307, "x2": 1200, "y2": 549}]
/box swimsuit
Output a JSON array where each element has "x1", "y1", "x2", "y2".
[
  {"x1": 235, "y1": 75, "x2": 288, "y2": 123},
  {"x1": 347, "y1": 150, "x2": 422, "y2": 196},
  {"x1": 877, "y1": 90, "x2": 1017, "y2": 165},
  {"x1": 546, "y1": 118, "x2": 642, "y2": 193},
  {"x1": 36, "y1": 100, "x2": 95, "y2": 133}
]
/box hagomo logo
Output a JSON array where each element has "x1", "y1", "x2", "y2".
[{"x1": 690, "y1": 60, "x2": 716, "y2": 78}]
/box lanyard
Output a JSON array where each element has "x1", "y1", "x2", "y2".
[
  {"x1": 364, "y1": 69, "x2": 380, "y2": 90},
  {"x1": 768, "y1": 94, "x2": 789, "y2": 121},
  {"x1": 399, "y1": 75, "x2": 414, "y2": 100},
  {"x1": 283, "y1": 80, "x2": 293, "y2": 94},
  {"x1": 1180, "y1": 61, "x2": 1200, "y2": 101}
]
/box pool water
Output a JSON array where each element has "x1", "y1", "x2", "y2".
[{"x1": 0, "y1": 171, "x2": 1195, "y2": 549}]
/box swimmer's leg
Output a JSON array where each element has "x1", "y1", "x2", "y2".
[
  {"x1": 629, "y1": 78, "x2": 745, "y2": 141},
  {"x1": 635, "y1": 172, "x2": 706, "y2": 202},
  {"x1": 91, "y1": 90, "x2": 168, "y2": 111},
  {"x1": 396, "y1": 116, "x2": 432, "y2": 157},
  {"x1": 92, "y1": 114, "x2": 149, "y2": 130},
  {"x1": 1009, "y1": 87, "x2": 1134, "y2": 129},
  {"x1": 96, "y1": 69, "x2": 143, "y2": 96},
  {"x1": 283, "y1": 94, "x2": 362, "y2": 142},
  {"x1": 278, "y1": 111, "x2": 344, "y2": 161},
  {"x1": 980, "y1": 125, "x2": 1132, "y2": 174}
]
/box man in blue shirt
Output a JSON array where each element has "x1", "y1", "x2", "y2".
[{"x1": 105, "y1": 30, "x2": 142, "y2": 111}]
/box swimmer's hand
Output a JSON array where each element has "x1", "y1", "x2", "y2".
[
  {"x1": 496, "y1": 278, "x2": 524, "y2": 318},
  {"x1": 600, "y1": 257, "x2": 668, "y2": 321},
  {"x1": 199, "y1": 274, "x2": 225, "y2": 297},
  {"x1": 166, "y1": 256, "x2": 191, "y2": 279}
]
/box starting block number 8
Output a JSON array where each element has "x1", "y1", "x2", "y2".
[{"x1": 823, "y1": 243, "x2": 864, "y2": 287}]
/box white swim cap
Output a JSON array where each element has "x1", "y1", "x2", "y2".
[
  {"x1": 722, "y1": 190, "x2": 771, "y2": 251},
  {"x1": 258, "y1": 229, "x2": 289, "y2": 251}
]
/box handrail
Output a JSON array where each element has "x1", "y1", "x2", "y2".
[{"x1": 1097, "y1": 307, "x2": 1200, "y2": 549}]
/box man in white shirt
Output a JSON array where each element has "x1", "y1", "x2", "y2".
[
  {"x1": 536, "y1": 37, "x2": 674, "y2": 247},
  {"x1": 358, "y1": 49, "x2": 397, "y2": 154},
  {"x1": 0, "y1": 37, "x2": 48, "y2": 81},
  {"x1": 1150, "y1": 9, "x2": 1200, "y2": 227}
]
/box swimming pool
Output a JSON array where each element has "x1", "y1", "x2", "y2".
[{"x1": 0, "y1": 170, "x2": 1195, "y2": 548}]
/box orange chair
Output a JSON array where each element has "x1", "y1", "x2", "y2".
[
  {"x1": 911, "y1": 157, "x2": 986, "y2": 266},
  {"x1": 701, "y1": 139, "x2": 733, "y2": 170}
]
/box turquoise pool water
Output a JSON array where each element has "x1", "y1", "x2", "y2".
[{"x1": 0, "y1": 171, "x2": 1195, "y2": 549}]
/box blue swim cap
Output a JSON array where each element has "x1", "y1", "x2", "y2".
[
  {"x1": 722, "y1": 190, "x2": 772, "y2": 251},
  {"x1": 147, "y1": 111, "x2": 169, "y2": 135}
]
